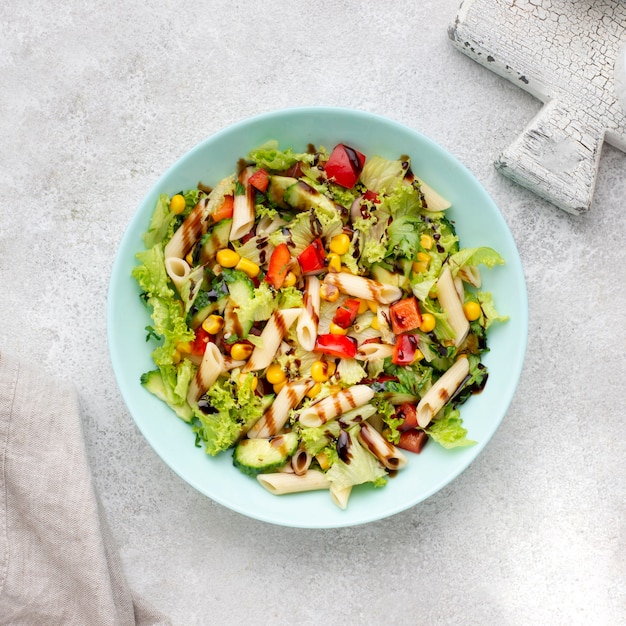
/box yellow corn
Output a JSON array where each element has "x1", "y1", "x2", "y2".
[
  {"x1": 367, "y1": 300, "x2": 378, "y2": 313},
  {"x1": 239, "y1": 373, "x2": 258, "y2": 391},
  {"x1": 416, "y1": 252, "x2": 431, "y2": 266},
  {"x1": 412, "y1": 261, "x2": 428, "y2": 274},
  {"x1": 316, "y1": 451, "x2": 331, "y2": 470},
  {"x1": 370, "y1": 317, "x2": 380, "y2": 330},
  {"x1": 169, "y1": 194, "x2": 186, "y2": 214},
  {"x1": 235, "y1": 257, "x2": 260, "y2": 278},
  {"x1": 283, "y1": 271, "x2": 297, "y2": 288},
  {"x1": 326, "y1": 252, "x2": 341, "y2": 273},
  {"x1": 306, "y1": 382, "x2": 323, "y2": 398},
  {"x1": 420, "y1": 234, "x2": 433, "y2": 250},
  {"x1": 412, "y1": 349, "x2": 425, "y2": 363},
  {"x1": 273, "y1": 380, "x2": 287, "y2": 394},
  {"x1": 419, "y1": 313, "x2": 436, "y2": 333},
  {"x1": 265, "y1": 364, "x2": 286, "y2": 385},
  {"x1": 171, "y1": 349, "x2": 182, "y2": 365},
  {"x1": 358, "y1": 299, "x2": 369, "y2": 315},
  {"x1": 329, "y1": 233, "x2": 351, "y2": 256},
  {"x1": 216, "y1": 248, "x2": 240, "y2": 268},
  {"x1": 185, "y1": 251, "x2": 194, "y2": 265},
  {"x1": 329, "y1": 322, "x2": 348, "y2": 335},
  {"x1": 320, "y1": 283, "x2": 340, "y2": 302},
  {"x1": 202, "y1": 315, "x2": 224, "y2": 335},
  {"x1": 463, "y1": 301, "x2": 482, "y2": 321},
  {"x1": 311, "y1": 360, "x2": 334, "y2": 383},
  {"x1": 230, "y1": 342, "x2": 253, "y2": 361},
  {"x1": 176, "y1": 341, "x2": 192, "y2": 354}
]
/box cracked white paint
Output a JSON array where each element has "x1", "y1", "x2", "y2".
[{"x1": 449, "y1": 0, "x2": 626, "y2": 214}]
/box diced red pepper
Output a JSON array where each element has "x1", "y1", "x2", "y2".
[
  {"x1": 324, "y1": 144, "x2": 366, "y2": 189},
  {"x1": 265, "y1": 243, "x2": 291, "y2": 289},
  {"x1": 297, "y1": 238, "x2": 326, "y2": 275},
  {"x1": 314, "y1": 334, "x2": 358, "y2": 359},
  {"x1": 248, "y1": 168, "x2": 270, "y2": 193},
  {"x1": 362, "y1": 189, "x2": 380, "y2": 203},
  {"x1": 332, "y1": 298, "x2": 361, "y2": 329},
  {"x1": 389, "y1": 297, "x2": 422, "y2": 335},
  {"x1": 391, "y1": 333, "x2": 420, "y2": 366},
  {"x1": 395, "y1": 402, "x2": 418, "y2": 432},
  {"x1": 190, "y1": 326, "x2": 212, "y2": 356},
  {"x1": 397, "y1": 430, "x2": 428, "y2": 454},
  {"x1": 212, "y1": 195, "x2": 234, "y2": 222}
]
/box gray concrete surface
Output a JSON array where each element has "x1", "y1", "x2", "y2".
[{"x1": 1, "y1": 1, "x2": 624, "y2": 624}]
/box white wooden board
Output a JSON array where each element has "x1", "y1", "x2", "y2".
[{"x1": 449, "y1": 0, "x2": 626, "y2": 214}]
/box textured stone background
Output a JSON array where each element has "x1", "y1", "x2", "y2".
[{"x1": 1, "y1": 1, "x2": 625, "y2": 624}]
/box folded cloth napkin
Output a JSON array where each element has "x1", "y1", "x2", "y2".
[{"x1": 0, "y1": 353, "x2": 170, "y2": 626}]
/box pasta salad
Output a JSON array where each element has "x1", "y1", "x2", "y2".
[{"x1": 132, "y1": 141, "x2": 507, "y2": 509}]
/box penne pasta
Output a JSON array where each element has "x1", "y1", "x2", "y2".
[
  {"x1": 256, "y1": 470, "x2": 330, "y2": 495},
  {"x1": 242, "y1": 308, "x2": 303, "y2": 372},
  {"x1": 291, "y1": 448, "x2": 312, "y2": 476},
  {"x1": 164, "y1": 257, "x2": 191, "y2": 292},
  {"x1": 164, "y1": 197, "x2": 209, "y2": 261},
  {"x1": 335, "y1": 404, "x2": 377, "y2": 428},
  {"x1": 437, "y1": 266, "x2": 469, "y2": 347},
  {"x1": 296, "y1": 276, "x2": 321, "y2": 352},
  {"x1": 416, "y1": 178, "x2": 452, "y2": 211},
  {"x1": 357, "y1": 422, "x2": 409, "y2": 471},
  {"x1": 458, "y1": 265, "x2": 482, "y2": 288},
  {"x1": 416, "y1": 356, "x2": 470, "y2": 427},
  {"x1": 356, "y1": 342, "x2": 394, "y2": 362},
  {"x1": 229, "y1": 166, "x2": 256, "y2": 241},
  {"x1": 298, "y1": 385, "x2": 375, "y2": 428},
  {"x1": 323, "y1": 272, "x2": 402, "y2": 305},
  {"x1": 186, "y1": 343, "x2": 225, "y2": 405},
  {"x1": 247, "y1": 379, "x2": 312, "y2": 439},
  {"x1": 329, "y1": 483, "x2": 352, "y2": 510}
]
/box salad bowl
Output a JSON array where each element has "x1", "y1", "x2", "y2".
[{"x1": 107, "y1": 107, "x2": 527, "y2": 528}]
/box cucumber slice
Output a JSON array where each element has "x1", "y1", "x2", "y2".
[
  {"x1": 233, "y1": 432, "x2": 299, "y2": 476},
  {"x1": 140, "y1": 370, "x2": 193, "y2": 422}
]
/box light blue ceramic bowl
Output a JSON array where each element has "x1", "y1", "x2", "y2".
[{"x1": 107, "y1": 107, "x2": 528, "y2": 528}]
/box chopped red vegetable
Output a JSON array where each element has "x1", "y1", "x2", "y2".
[
  {"x1": 248, "y1": 168, "x2": 270, "y2": 193},
  {"x1": 395, "y1": 402, "x2": 418, "y2": 432},
  {"x1": 212, "y1": 195, "x2": 234, "y2": 222},
  {"x1": 389, "y1": 297, "x2": 422, "y2": 335},
  {"x1": 397, "y1": 430, "x2": 428, "y2": 454},
  {"x1": 265, "y1": 243, "x2": 291, "y2": 289},
  {"x1": 324, "y1": 144, "x2": 366, "y2": 189},
  {"x1": 190, "y1": 326, "x2": 212, "y2": 356},
  {"x1": 391, "y1": 333, "x2": 420, "y2": 366},
  {"x1": 332, "y1": 298, "x2": 361, "y2": 329},
  {"x1": 297, "y1": 238, "x2": 326, "y2": 275},
  {"x1": 362, "y1": 189, "x2": 380, "y2": 203},
  {"x1": 314, "y1": 334, "x2": 358, "y2": 359}
]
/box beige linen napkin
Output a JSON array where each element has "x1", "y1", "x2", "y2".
[{"x1": 0, "y1": 353, "x2": 170, "y2": 626}]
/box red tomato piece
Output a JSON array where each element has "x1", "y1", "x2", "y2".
[
  {"x1": 265, "y1": 243, "x2": 291, "y2": 289},
  {"x1": 212, "y1": 195, "x2": 234, "y2": 222},
  {"x1": 362, "y1": 189, "x2": 380, "y2": 203},
  {"x1": 248, "y1": 168, "x2": 270, "y2": 193},
  {"x1": 331, "y1": 298, "x2": 361, "y2": 329},
  {"x1": 395, "y1": 402, "x2": 418, "y2": 432},
  {"x1": 391, "y1": 333, "x2": 420, "y2": 366},
  {"x1": 297, "y1": 238, "x2": 326, "y2": 275},
  {"x1": 190, "y1": 326, "x2": 212, "y2": 356},
  {"x1": 397, "y1": 430, "x2": 428, "y2": 454},
  {"x1": 314, "y1": 334, "x2": 358, "y2": 359},
  {"x1": 324, "y1": 144, "x2": 366, "y2": 189},
  {"x1": 389, "y1": 297, "x2": 422, "y2": 335}
]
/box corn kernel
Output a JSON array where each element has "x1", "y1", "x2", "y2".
[
  {"x1": 176, "y1": 341, "x2": 192, "y2": 354},
  {"x1": 239, "y1": 373, "x2": 258, "y2": 391},
  {"x1": 273, "y1": 380, "x2": 287, "y2": 394},
  {"x1": 412, "y1": 261, "x2": 428, "y2": 274},
  {"x1": 463, "y1": 301, "x2": 482, "y2": 321},
  {"x1": 266, "y1": 364, "x2": 286, "y2": 385},
  {"x1": 367, "y1": 300, "x2": 378, "y2": 313},
  {"x1": 216, "y1": 248, "x2": 240, "y2": 268},
  {"x1": 283, "y1": 271, "x2": 297, "y2": 288},
  {"x1": 416, "y1": 252, "x2": 431, "y2": 265},
  {"x1": 202, "y1": 315, "x2": 224, "y2": 335},
  {"x1": 329, "y1": 233, "x2": 351, "y2": 256},
  {"x1": 420, "y1": 234, "x2": 433, "y2": 250},
  {"x1": 169, "y1": 194, "x2": 186, "y2": 214},
  {"x1": 340, "y1": 265, "x2": 353, "y2": 274},
  {"x1": 185, "y1": 251, "x2": 194, "y2": 265},
  {"x1": 419, "y1": 313, "x2": 436, "y2": 333},
  {"x1": 358, "y1": 299, "x2": 369, "y2": 315},
  {"x1": 412, "y1": 349, "x2": 425, "y2": 363},
  {"x1": 311, "y1": 360, "x2": 333, "y2": 383},
  {"x1": 235, "y1": 257, "x2": 260, "y2": 278},
  {"x1": 306, "y1": 382, "x2": 323, "y2": 398},
  {"x1": 316, "y1": 451, "x2": 331, "y2": 470},
  {"x1": 370, "y1": 316, "x2": 380, "y2": 330},
  {"x1": 171, "y1": 349, "x2": 181, "y2": 365},
  {"x1": 320, "y1": 283, "x2": 340, "y2": 302},
  {"x1": 326, "y1": 252, "x2": 341, "y2": 273},
  {"x1": 329, "y1": 322, "x2": 348, "y2": 335},
  {"x1": 230, "y1": 342, "x2": 253, "y2": 360}
]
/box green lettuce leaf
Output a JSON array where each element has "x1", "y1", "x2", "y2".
[
  {"x1": 426, "y1": 408, "x2": 476, "y2": 449},
  {"x1": 478, "y1": 291, "x2": 509, "y2": 330},
  {"x1": 132, "y1": 245, "x2": 175, "y2": 300},
  {"x1": 248, "y1": 140, "x2": 316, "y2": 171},
  {"x1": 359, "y1": 155, "x2": 405, "y2": 193}
]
